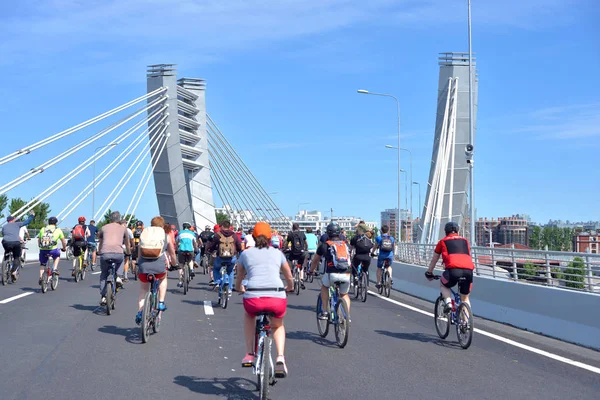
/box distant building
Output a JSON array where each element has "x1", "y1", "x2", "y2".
[
  {"x1": 380, "y1": 208, "x2": 415, "y2": 241},
  {"x1": 573, "y1": 231, "x2": 599, "y2": 254},
  {"x1": 293, "y1": 210, "x2": 376, "y2": 234},
  {"x1": 475, "y1": 215, "x2": 529, "y2": 247}
]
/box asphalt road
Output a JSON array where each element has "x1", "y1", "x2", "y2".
[{"x1": 0, "y1": 259, "x2": 598, "y2": 400}]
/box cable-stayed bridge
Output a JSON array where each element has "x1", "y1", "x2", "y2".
[{"x1": 0, "y1": 64, "x2": 290, "y2": 231}]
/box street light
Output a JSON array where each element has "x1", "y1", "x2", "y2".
[
  {"x1": 385, "y1": 145, "x2": 413, "y2": 219},
  {"x1": 467, "y1": 0, "x2": 476, "y2": 244},
  {"x1": 359, "y1": 89, "x2": 401, "y2": 242},
  {"x1": 400, "y1": 169, "x2": 408, "y2": 242},
  {"x1": 93, "y1": 142, "x2": 119, "y2": 218}
]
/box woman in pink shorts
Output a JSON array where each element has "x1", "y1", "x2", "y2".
[{"x1": 235, "y1": 222, "x2": 293, "y2": 377}]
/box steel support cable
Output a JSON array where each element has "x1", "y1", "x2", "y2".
[
  {"x1": 206, "y1": 115, "x2": 285, "y2": 221},
  {"x1": 58, "y1": 115, "x2": 167, "y2": 220},
  {"x1": 206, "y1": 116, "x2": 287, "y2": 225},
  {"x1": 0, "y1": 96, "x2": 167, "y2": 196},
  {"x1": 0, "y1": 87, "x2": 166, "y2": 166},
  {"x1": 206, "y1": 138, "x2": 266, "y2": 224},
  {"x1": 208, "y1": 152, "x2": 250, "y2": 226},
  {"x1": 7, "y1": 111, "x2": 165, "y2": 223},
  {"x1": 96, "y1": 125, "x2": 168, "y2": 221},
  {"x1": 127, "y1": 133, "x2": 170, "y2": 224},
  {"x1": 206, "y1": 128, "x2": 278, "y2": 223},
  {"x1": 207, "y1": 147, "x2": 251, "y2": 226},
  {"x1": 122, "y1": 131, "x2": 170, "y2": 218}
]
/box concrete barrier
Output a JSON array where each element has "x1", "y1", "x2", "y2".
[
  {"x1": 0, "y1": 240, "x2": 70, "y2": 262},
  {"x1": 384, "y1": 260, "x2": 600, "y2": 350}
]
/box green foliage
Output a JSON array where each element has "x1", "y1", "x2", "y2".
[
  {"x1": 216, "y1": 211, "x2": 229, "y2": 226},
  {"x1": 564, "y1": 256, "x2": 586, "y2": 289},
  {"x1": 0, "y1": 194, "x2": 7, "y2": 219},
  {"x1": 529, "y1": 225, "x2": 542, "y2": 249},
  {"x1": 96, "y1": 209, "x2": 136, "y2": 229},
  {"x1": 8, "y1": 198, "x2": 26, "y2": 215},
  {"x1": 551, "y1": 267, "x2": 563, "y2": 281},
  {"x1": 29, "y1": 201, "x2": 51, "y2": 230},
  {"x1": 530, "y1": 225, "x2": 573, "y2": 251},
  {"x1": 519, "y1": 262, "x2": 538, "y2": 280}
]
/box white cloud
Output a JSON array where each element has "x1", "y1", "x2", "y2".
[{"x1": 516, "y1": 103, "x2": 600, "y2": 139}]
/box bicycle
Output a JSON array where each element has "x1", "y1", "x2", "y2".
[
  {"x1": 431, "y1": 275, "x2": 474, "y2": 349},
  {"x1": 2, "y1": 252, "x2": 15, "y2": 285},
  {"x1": 180, "y1": 251, "x2": 194, "y2": 295},
  {"x1": 292, "y1": 262, "x2": 303, "y2": 295},
  {"x1": 216, "y1": 261, "x2": 231, "y2": 309},
  {"x1": 73, "y1": 251, "x2": 86, "y2": 283},
  {"x1": 104, "y1": 259, "x2": 120, "y2": 315},
  {"x1": 85, "y1": 244, "x2": 95, "y2": 272},
  {"x1": 352, "y1": 263, "x2": 368, "y2": 303},
  {"x1": 40, "y1": 263, "x2": 59, "y2": 293},
  {"x1": 20, "y1": 244, "x2": 27, "y2": 265},
  {"x1": 378, "y1": 259, "x2": 392, "y2": 298},
  {"x1": 242, "y1": 312, "x2": 278, "y2": 400},
  {"x1": 315, "y1": 274, "x2": 350, "y2": 348},
  {"x1": 200, "y1": 252, "x2": 209, "y2": 275},
  {"x1": 66, "y1": 240, "x2": 74, "y2": 261},
  {"x1": 141, "y1": 274, "x2": 163, "y2": 343},
  {"x1": 304, "y1": 254, "x2": 314, "y2": 284}
]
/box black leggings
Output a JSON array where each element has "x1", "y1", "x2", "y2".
[
  {"x1": 2, "y1": 241, "x2": 22, "y2": 272},
  {"x1": 351, "y1": 256, "x2": 371, "y2": 277}
]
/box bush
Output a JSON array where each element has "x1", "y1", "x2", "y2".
[
  {"x1": 564, "y1": 256, "x2": 586, "y2": 289},
  {"x1": 518, "y1": 262, "x2": 538, "y2": 280},
  {"x1": 550, "y1": 267, "x2": 563, "y2": 281}
]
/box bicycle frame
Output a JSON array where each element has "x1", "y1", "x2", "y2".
[{"x1": 253, "y1": 315, "x2": 273, "y2": 374}]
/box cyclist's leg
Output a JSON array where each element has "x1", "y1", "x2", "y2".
[
  {"x1": 177, "y1": 252, "x2": 185, "y2": 284},
  {"x1": 83, "y1": 246, "x2": 89, "y2": 265},
  {"x1": 158, "y1": 275, "x2": 168, "y2": 302},
  {"x1": 458, "y1": 269, "x2": 473, "y2": 308},
  {"x1": 335, "y1": 273, "x2": 351, "y2": 314},
  {"x1": 376, "y1": 257, "x2": 384, "y2": 285},
  {"x1": 123, "y1": 255, "x2": 129, "y2": 277},
  {"x1": 137, "y1": 277, "x2": 151, "y2": 310},
  {"x1": 92, "y1": 245, "x2": 97, "y2": 265},
  {"x1": 440, "y1": 270, "x2": 458, "y2": 309},
  {"x1": 99, "y1": 255, "x2": 110, "y2": 299},
  {"x1": 114, "y1": 254, "x2": 125, "y2": 285},
  {"x1": 39, "y1": 250, "x2": 49, "y2": 280},
  {"x1": 320, "y1": 274, "x2": 331, "y2": 315},
  {"x1": 10, "y1": 242, "x2": 21, "y2": 272},
  {"x1": 212, "y1": 257, "x2": 222, "y2": 284}
]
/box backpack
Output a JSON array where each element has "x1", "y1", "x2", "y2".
[
  {"x1": 133, "y1": 228, "x2": 143, "y2": 240},
  {"x1": 380, "y1": 235, "x2": 394, "y2": 252},
  {"x1": 139, "y1": 227, "x2": 165, "y2": 259},
  {"x1": 291, "y1": 232, "x2": 304, "y2": 254},
  {"x1": 217, "y1": 233, "x2": 235, "y2": 258},
  {"x1": 72, "y1": 225, "x2": 85, "y2": 241},
  {"x1": 270, "y1": 235, "x2": 281, "y2": 248},
  {"x1": 40, "y1": 227, "x2": 56, "y2": 249},
  {"x1": 355, "y1": 234, "x2": 373, "y2": 254},
  {"x1": 326, "y1": 240, "x2": 351, "y2": 271}
]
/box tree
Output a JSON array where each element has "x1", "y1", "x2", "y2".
[
  {"x1": 529, "y1": 226, "x2": 542, "y2": 249},
  {"x1": 30, "y1": 201, "x2": 51, "y2": 230},
  {"x1": 8, "y1": 198, "x2": 26, "y2": 215},
  {"x1": 564, "y1": 256, "x2": 586, "y2": 289},
  {"x1": 216, "y1": 211, "x2": 229, "y2": 226},
  {"x1": 0, "y1": 194, "x2": 7, "y2": 219},
  {"x1": 97, "y1": 209, "x2": 136, "y2": 229}
]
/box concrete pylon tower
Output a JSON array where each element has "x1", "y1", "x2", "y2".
[
  {"x1": 420, "y1": 53, "x2": 478, "y2": 243},
  {"x1": 146, "y1": 64, "x2": 215, "y2": 229}
]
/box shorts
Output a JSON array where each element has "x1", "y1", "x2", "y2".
[
  {"x1": 243, "y1": 297, "x2": 287, "y2": 319},
  {"x1": 86, "y1": 242, "x2": 97, "y2": 251},
  {"x1": 39, "y1": 248, "x2": 61, "y2": 265},
  {"x1": 441, "y1": 268, "x2": 473, "y2": 295},
  {"x1": 138, "y1": 272, "x2": 167, "y2": 283},
  {"x1": 377, "y1": 257, "x2": 393, "y2": 269},
  {"x1": 321, "y1": 272, "x2": 351, "y2": 294},
  {"x1": 71, "y1": 241, "x2": 86, "y2": 257},
  {"x1": 178, "y1": 251, "x2": 194, "y2": 265},
  {"x1": 288, "y1": 252, "x2": 306, "y2": 267}
]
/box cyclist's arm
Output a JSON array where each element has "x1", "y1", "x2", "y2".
[
  {"x1": 166, "y1": 237, "x2": 177, "y2": 267},
  {"x1": 309, "y1": 254, "x2": 321, "y2": 274},
  {"x1": 59, "y1": 232, "x2": 67, "y2": 251},
  {"x1": 234, "y1": 262, "x2": 246, "y2": 292},
  {"x1": 123, "y1": 230, "x2": 131, "y2": 255},
  {"x1": 280, "y1": 259, "x2": 294, "y2": 290},
  {"x1": 97, "y1": 230, "x2": 103, "y2": 254},
  {"x1": 427, "y1": 252, "x2": 441, "y2": 274}
]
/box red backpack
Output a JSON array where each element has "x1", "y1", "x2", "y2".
[{"x1": 72, "y1": 225, "x2": 85, "y2": 241}]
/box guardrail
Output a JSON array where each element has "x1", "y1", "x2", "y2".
[{"x1": 397, "y1": 242, "x2": 600, "y2": 293}]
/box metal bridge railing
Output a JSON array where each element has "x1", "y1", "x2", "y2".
[{"x1": 396, "y1": 242, "x2": 600, "y2": 293}]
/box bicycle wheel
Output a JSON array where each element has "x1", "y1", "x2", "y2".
[
  {"x1": 1, "y1": 259, "x2": 8, "y2": 286},
  {"x1": 183, "y1": 266, "x2": 189, "y2": 295},
  {"x1": 153, "y1": 293, "x2": 161, "y2": 333},
  {"x1": 257, "y1": 338, "x2": 269, "y2": 400},
  {"x1": 51, "y1": 272, "x2": 59, "y2": 290},
  {"x1": 80, "y1": 262, "x2": 86, "y2": 281},
  {"x1": 456, "y1": 303, "x2": 473, "y2": 349},
  {"x1": 434, "y1": 296, "x2": 450, "y2": 339},
  {"x1": 106, "y1": 282, "x2": 113, "y2": 315},
  {"x1": 41, "y1": 271, "x2": 48, "y2": 293},
  {"x1": 383, "y1": 271, "x2": 391, "y2": 298},
  {"x1": 334, "y1": 300, "x2": 350, "y2": 348},
  {"x1": 141, "y1": 292, "x2": 152, "y2": 343},
  {"x1": 89, "y1": 255, "x2": 95, "y2": 271},
  {"x1": 316, "y1": 295, "x2": 329, "y2": 338},
  {"x1": 74, "y1": 257, "x2": 81, "y2": 282},
  {"x1": 377, "y1": 271, "x2": 384, "y2": 294},
  {"x1": 221, "y1": 284, "x2": 228, "y2": 309},
  {"x1": 360, "y1": 273, "x2": 368, "y2": 303},
  {"x1": 294, "y1": 268, "x2": 300, "y2": 295}
]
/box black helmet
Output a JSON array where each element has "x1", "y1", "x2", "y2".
[
  {"x1": 48, "y1": 216, "x2": 58, "y2": 225},
  {"x1": 135, "y1": 221, "x2": 143, "y2": 227},
  {"x1": 326, "y1": 222, "x2": 341, "y2": 238},
  {"x1": 444, "y1": 221, "x2": 459, "y2": 235},
  {"x1": 182, "y1": 222, "x2": 191, "y2": 230}
]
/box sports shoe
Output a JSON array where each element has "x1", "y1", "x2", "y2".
[
  {"x1": 274, "y1": 356, "x2": 288, "y2": 378},
  {"x1": 318, "y1": 312, "x2": 328, "y2": 320},
  {"x1": 241, "y1": 353, "x2": 255, "y2": 367},
  {"x1": 443, "y1": 301, "x2": 452, "y2": 314},
  {"x1": 300, "y1": 282, "x2": 305, "y2": 290},
  {"x1": 158, "y1": 302, "x2": 167, "y2": 311},
  {"x1": 177, "y1": 281, "x2": 183, "y2": 288},
  {"x1": 116, "y1": 277, "x2": 123, "y2": 288},
  {"x1": 190, "y1": 270, "x2": 195, "y2": 278},
  {"x1": 38, "y1": 278, "x2": 43, "y2": 285},
  {"x1": 135, "y1": 310, "x2": 143, "y2": 325},
  {"x1": 100, "y1": 297, "x2": 107, "y2": 306},
  {"x1": 375, "y1": 283, "x2": 381, "y2": 289}
]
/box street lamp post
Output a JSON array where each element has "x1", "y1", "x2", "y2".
[
  {"x1": 359, "y1": 89, "x2": 401, "y2": 242},
  {"x1": 400, "y1": 169, "x2": 408, "y2": 241},
  {"x1": 385, "y1": 145, "x2": 413, "y2": 220},
  {"x1": 467, "y1": 0, "x2": 476, "y2": 244},
  {"x1": 92, "y1": 143, "x2": 119, "y2": 218}
]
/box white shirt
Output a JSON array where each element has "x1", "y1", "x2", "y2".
[
  {"x1": 122, "y1": 228, "x2": 134, "y2": 250},
  {"x1": 19, "y1": 226, "x2": 28, "y2": 242},
  {"x1": 244, "y1": 235, "x2": 256, "y2": 249}
]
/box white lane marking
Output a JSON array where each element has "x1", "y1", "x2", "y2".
[
  {"x1": 368, "y1": 291, "x2": 600, "y2": 375},
  {"x1": 203, "y1": 300, "x2": 214, "y2": 315},
  {"x1": 91, "y1": 271, "x2": 101, "y2": 275},
  {"x1": 0, "y1": 292, "x2": 34, "y2": 304}
]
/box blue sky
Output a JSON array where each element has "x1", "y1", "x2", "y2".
[{"x1": 0, "y1": 0, "x2": 598, "y2": 226}]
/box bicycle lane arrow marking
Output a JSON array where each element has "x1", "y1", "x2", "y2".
[{"x1": 0, "y1": 292, "x2": 34, "y2": 304}]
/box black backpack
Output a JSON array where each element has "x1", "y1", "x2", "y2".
[
  {"x1": 354, "y1": 234, "x2": 373, "y2": 254},
  {"x1": 291, "y1": 232, "x2": 305, "y2": 254}
]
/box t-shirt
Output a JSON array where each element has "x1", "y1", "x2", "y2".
[
  {"x1": 177, "y1": 229, "x2": 197, "y2": 252},
  {"x1": 199, "y1": 231, "x2": 214, "y2": 248},
  {"x1": 2, "y1": 214, "x2": 34, "y2": 243},
  {"x1": 38, "y1": 225, "x2": 65, "y2": 250},
  {"x1": 244, "y1": 235, "x2": 256, "y2": 249},
  {"x1": 99, "y1": 223, "x2": 126, "y2": 254},
  {"x1": 376, "y1": 234, "x2": 395, "y2": 259},
  {"x1": 239, "y1": 247, "x2": 286, "y2": 299},
  {"x1": 87, "y1": 225, "x2": 98, "y2": 243},
  {"x1": 434, "y1": 233, "x2": 474, "y2": 270},
  {"x1": 287, "y1": 231, "x2": 307, "y2": 255},
  {"x1": 305, "y1": 233, "x2": 318, "y2": 252},
  {"x1": 122, "y1": 228, "x2": 134, "y2": 251},
  {"x1": 19, "y1": 226, "x2": 28, "y2": 242}
]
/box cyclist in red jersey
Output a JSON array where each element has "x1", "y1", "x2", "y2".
[{"x1": 425, "y1": 221, "x2": 474, "y2": 313}]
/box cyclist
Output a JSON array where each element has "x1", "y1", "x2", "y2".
[
  {"x1": 19, "y1": 222, "x2": 31, "y2": 264},
  {"x1": 98, "y1": 211, "x2": 130, "y2": 306},
  {"x1": 286, "y1": 223, "x2": 307, "y2": 290},
  {"x1": 350, "y1": 225, "x2": 373, "y2": 286},
  {"x1": 243, "y1": 227, "x2": 255, "y2": 250},
  {"x1": 70, "y1": 217, "x2": 88, "y2": 277},
  {"x1": 235, "y1": 221, "x2": 294, "y2": 377},
  {"x1": 38, "y1": 216, "x2": 66, "y2": 284},
  {"x1": 135, "y1": 216, "x2": 178, "y2": 325},
  {"x1": 373, "y1": 224, "x2": 395, "y2": 289},
  {"x1": 85, "y1": 219, "x2": 98, "y2": 268},
  {"x1": 208, "y1": 220, "x2": 242, "y2": 293},
  {"x1": 305, "y1": 227, "x2": 318, "y2": 272},
  {"x1": 425, "y1": 221, "x2": 474, "y2": 312},
  {"x1": 199, "y1": 225, "x2": 215, "y2": 283},
  {"x1": 131, "y1": 220, "x2": 144, "y2": 273},
  {"x1": 309, "y1": 222, "x2": 352, "y2": 320},
  {"x1": 120, "y1": 219, "x2": 134, "y2": 282},
  {"x1": 176, "y1": 222, "x2": 198, "y2": 287},
  {"x1": 2, "y1": 211, "x2": 34, "y2": 281},
  {"x1": 270, "y1": 229, "x2": 283, "y2": 250}
]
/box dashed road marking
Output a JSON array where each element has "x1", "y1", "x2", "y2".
[
  {"x1": 203, "y1": 300, "x2": 214, "y2": 315},
  {"x1": 0, "y1": 292, "x2": 34, "y2": 304}
]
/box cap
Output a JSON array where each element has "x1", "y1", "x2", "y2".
[
  {"x1": 253, "y1": 222, "x2": 272, "y2": 239},
  {"x1": 6, "y1": 215, "x2": 15, "y2": 222}
]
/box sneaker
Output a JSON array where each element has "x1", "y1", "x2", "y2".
[
  {"x1": 100, "y1": 297, "x2": 107, "y2": 306},
  {"x1": 135, "y1": 310, "x2": 143, "y2": 325},
  {"x1": 71, "y1": 270, "x2": 76, "y2": 277},
  {"x1": 38, "y1": 278, "x2": 43, "y2": 285},
  {"x1": 116, "y1": 277, "x2": 123, "y2": 288},
  {"x1": 443, "y1": 302, "x2": 452, "y2": 314},
  {"x1": 122, "y1": 277, "x2": 129, "y2": 283},
  {"x1": 228, "y1": 289, "x2": 233, "y2": 295},
  {"x1": 300, "y1": 282, "x2": 305, "y2": 290},
  {"x1": 318, "y1": 312, "x2": 329, "y2": 320},
  {"x1": 177, "y1": 282, "x2": 183, "y2": 288},
  {"x1": 375, "y1": 283, "x2": 381, "y2": 289},
  {"x1": 158, "y1": 302, "x2": 167, "y2": 311},
  {"x1": 52, "y1": 270, "x2": 60, "y2": 276},
  {"x1": 274, "y1": 357, "x2": 288, "y2": 378},
  {"x1": 209, "y1": 279, "x2": 215, "y2": 286},
  {"x1": 190, "y1": 270, "x2": 195, "y2": 278},
  {"x1": 241, "y1": 353, "x2": 255, "y2": 367}
]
